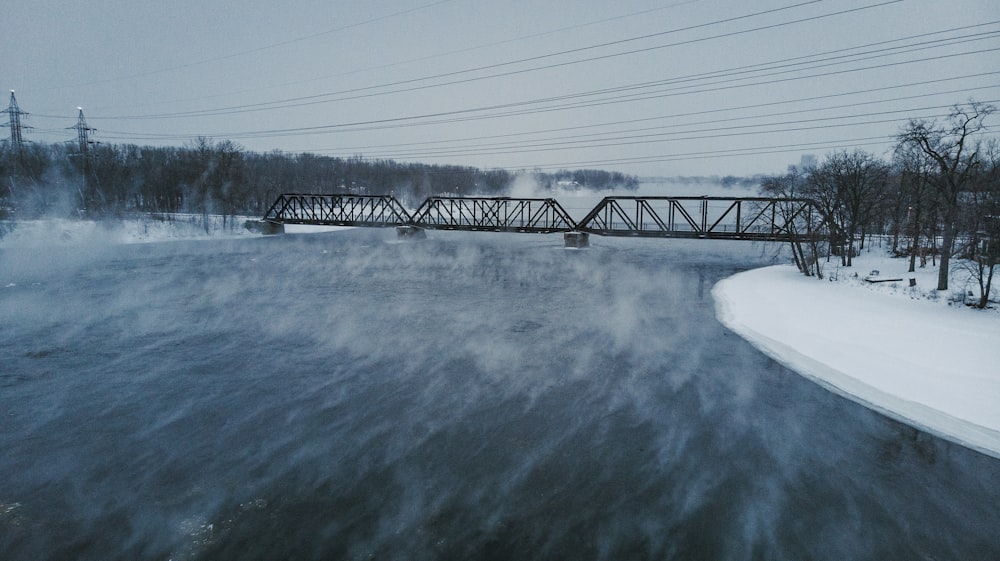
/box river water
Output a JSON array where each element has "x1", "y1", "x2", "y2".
[{"x1": 2, "y1": 229, "x2": 998, "y2": 560}]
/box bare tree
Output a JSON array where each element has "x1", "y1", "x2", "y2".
[
  {"x1": 956, "y1": 140, "x2": 1000, "y2": 308},
  {"x1": 891, "y1": 143, "x2": 938, "y2": 273},
  {"x1": 803, "y1": 150, "x2": 889, "y2": 267},
  {"x1": 897, "y1": 100, "x2": 996, "y2": 290},
  {"x1": 761, "y1": 167, "x2": 825, "y2": 278}
]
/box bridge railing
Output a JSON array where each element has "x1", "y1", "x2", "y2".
[
  {"x1": 410, "y1": 196, "x2": 576, "y2": 233},
  {"x1": 263, "y1": 194, "x2": 411, "y2": 227}
]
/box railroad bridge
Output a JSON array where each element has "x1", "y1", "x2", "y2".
[{"x1": 259, "y1": 193, "x2": 820, "y2": 247}]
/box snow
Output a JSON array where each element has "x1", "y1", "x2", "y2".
[
  {"x1": 0, "y1": 216, "x2": 261, "y2": 246},
  {"x1": 282, "y1": 224, "x2": 352, "y2": 234},
  {"x1": 713, "y1": 249, "x2": 1000, "y2": 459},
  {"x1": 0, "y1": 218, "x2": 358, "y2": 248}
]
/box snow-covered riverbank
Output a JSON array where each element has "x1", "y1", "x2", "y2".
[
  {"x1": 0, "y1": 215, "x2": 260, "y2": 246},
  {"x1": 713, "y1": 252, "x2": 1000, "y2": 459},
  {"x1": 0, "y1": 217, "x2": 353, "y2": 247}
]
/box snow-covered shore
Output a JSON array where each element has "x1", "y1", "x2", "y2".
[
  {"x1": 713, "y1": 252, "x2": 1000, "y2": 459},
  {"x1": 0, "y1": 216, "x2": 259, "y2": 246},
  {"x1": 0, "y1": 217, "x2": 352, "y2": 247}
]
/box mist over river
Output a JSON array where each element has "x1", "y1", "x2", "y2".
[{"x1": 2, "y1": 229, "x2": 998, "y2": 560}]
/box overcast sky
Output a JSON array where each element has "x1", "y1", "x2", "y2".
[{"x1": 3, "y1": 0, "x2": 998, "y2": 178}]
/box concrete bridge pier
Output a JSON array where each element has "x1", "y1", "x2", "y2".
[
  {"x1": 397, "y1": 225, "x2": 427, "y2": 240},
  {"x1": 564, "y1": 232, "x2": 589, "y2": 248},
  {"x1": 261, "y1": 221, "x2": 285, "y2": 235},
  {"x1": 244, "y1": 220, "x2": 284, "y2": 235}
]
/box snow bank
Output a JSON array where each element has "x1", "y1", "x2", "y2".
[{"x1": 713, "y1": 261, "x2": 1000, "y2": 458}]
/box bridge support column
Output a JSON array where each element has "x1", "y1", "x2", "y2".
[
  {"x1": 244, "y1": 220, "x2": 284, "y2": 235},
  {"x1": 564, "y1": 232, "x2": 589, "y2": 248},
  {"x1": 396, "y1": 226, "x2": 427, "y2": 240}
]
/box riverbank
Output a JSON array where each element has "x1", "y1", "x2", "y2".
[
  {"x1": 0, "y1": 217, "x2": 352, "y2": 247},
  {"x1": 0, "y1": 215, "x2": 258, "y2": 246},
  {"x1": 713, "y1": 251, "x2": 1000, "y2": 459}
]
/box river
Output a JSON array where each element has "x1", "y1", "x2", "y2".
[{"x1": 2, "y1": 228, "x2": 998, "y2": 560}]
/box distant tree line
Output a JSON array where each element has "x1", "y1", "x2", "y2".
[
  {"x1": 0, "y1": 137, "x2": 638, "y2": 221},
  {"x1": 762, "y1": 101, "x2": 998, "y2": 308},
  {"x1": 532, "y1": 169, "x2": 639, "y2": 191}
]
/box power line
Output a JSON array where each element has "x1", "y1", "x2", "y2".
[
  {"x1": 46, "y1": 0, "x2": 459, "y2": 91},
  {"x1": 339, "y1": 105, "x2": 990, "y2": 161},
  {"x1": 97, "y1": 0, "x2": 875, "y2": 120},
  {"x1": 308, "y1": 77, "x2": 1000, "y2": 153},
  {"x1": 14, "y1": 1, "x2": 990, "y2": 177},
  {"x1": 114, "y1": 20, "x2": 997, "y2": 122},
  {"x1": 505, "y1": 135, "x2": 900, "y2": 171},
  {"x1": 91, "y1": 0, "x2": 704, "y2": 115},
  {"x1": 329, "y1": 98, "x2": 1000, "y2": 160},
  {"x1": 93, "y1": 44, "x2": 1000, "y2": 142},
  {"x1": 468, "y1": 46, "x2": 1000, "y2": 124}
]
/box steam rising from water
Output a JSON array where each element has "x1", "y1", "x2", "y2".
[{"x1": 1, "y1": 229, "x2": 998, "y2": 560}]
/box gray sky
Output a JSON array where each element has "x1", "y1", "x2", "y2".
[{"x1": 3, "y1": 0, "x2": 998, "y2": 177}]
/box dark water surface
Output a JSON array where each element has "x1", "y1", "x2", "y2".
[{"x1": 2, "y1": 230, "x2": 998, "y2": 560}]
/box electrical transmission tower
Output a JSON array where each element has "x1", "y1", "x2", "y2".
[
  {"x1": 70, "y1": 107, "x2": 97, "y2": 154},
  {"x1": 67, "y1": 107, "x2": 103, "y2": 213},
  {"x1": 2, "y1": 90, "x2": 33, "y2": 203},
  {"x1": 3, "y1": 90, "x2": 30, "y2": 152}
]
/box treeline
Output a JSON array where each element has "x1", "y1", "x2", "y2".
[
  {"x1": 533, "y1": 169, "x2": 639, "y2": 191},
  {"x1": 0, "y1": 137, "x2": 638, "y2": 219},
  {"x1": 763, "y1": 101, "x2": 998, "y2": 308}
]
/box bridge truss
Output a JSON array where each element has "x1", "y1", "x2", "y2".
[
  {"x1": 260, "y1": 193, "x2": 821, "y2": 242},
  {"x1": 411, "y1": 197, "x2": 576, "y2": 233},
  {"x1": 576, "y1": 196, "x2": 820, "y2": 241},
  {"x1": 263, "y1": 194, "x2": 411, "y2": 227}
]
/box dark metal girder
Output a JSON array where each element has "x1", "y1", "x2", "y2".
[
  {"x1": 410, "y1": 196, "x2": 576, "y2": 233},
  {"x1": 262, "y1": 193, "x2": 821, "y2": 241},
  {"x1": 263, "y1": 194, "x2": 411, "y2": 227},
  {"x1": 576, "y1": 196, "x2": 820, "y2": 242}
]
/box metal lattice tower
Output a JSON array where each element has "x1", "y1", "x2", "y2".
[
  {"x1": 70, "y1": 107, "x2": 96, "y2": 154},
  {"x1": 4, "y1": 90, "x2": 30, "y2": 152},
  {"x1": 3, "y1": 91, "x2": 32, "y2": 201},
  {"x1": 66, "y1": 107, "x2": 100, "y2": 211}
]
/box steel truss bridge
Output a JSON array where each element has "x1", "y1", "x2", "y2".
[
  {"x1": 577, "y1": 196, "x2": 818, "y2": 241},
  {"x1": 262, "y1": 193, "x2": 820, "y2": 242}
]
